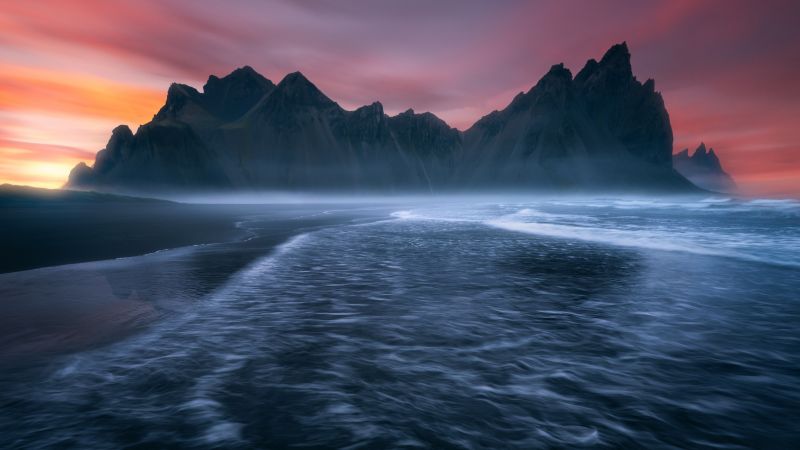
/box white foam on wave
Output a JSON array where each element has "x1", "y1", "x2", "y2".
[
  {"x1": 611, "y1": 199, "x2": 716, "y2": 210},
  {"x1": 487, "y1": 218, "x2": 723, "y2": 255},
  {"x1": 193, "y1": 232, "x2": 313, "y2": 310},
  {"x1": 391, "y1": 210, "x2": 419, "y2": 219},
  {"x1": 155, "y1": 232, "x2": 313, "y2": 445},
  {"x1": 613, "y1": 196, "x2": 800, "y2": 213},
  {"x1": 511, "y1": 208, "x2": 594, "y2": 222},
  {"x1": 242, "y1": 232, "x2": 310, "y2": 276},
  {"x1": 746, "y1": 198, "x2": 800, "y2": 210},
  {"x1": 699, "y1": 197, "x2": 733, "y2": 204},
  {"x1": 542, "y1": 197, "x2": 725, "y2": 210},
  {"x1": 486, "y1": 217, "x2": 799, "y2": 268},
  {"x1": 389, "y1": 210, "x2": 479, "y2": 223},
  {"x1": 81, "y1": 232, "x2": 314, "y2": 379}
]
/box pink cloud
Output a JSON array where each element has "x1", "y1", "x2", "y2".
[{"x1": 0, "y1": 0, "x2": 798, "y2": 195}]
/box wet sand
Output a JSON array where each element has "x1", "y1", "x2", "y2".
[
  {"x1": 0, "y1": 199, "x2": 383, "y2": 366},
  {"x1": 0, "y1": 186, "x2": 247, "y2": 273}
]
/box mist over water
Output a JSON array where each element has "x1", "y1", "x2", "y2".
[{"x1": 1, "y1": 196, "x2": 799, "y2": 448}]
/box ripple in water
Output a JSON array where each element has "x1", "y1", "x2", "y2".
[{"x1": 1, "y1": 198, "x2": 799, "y2": 449}]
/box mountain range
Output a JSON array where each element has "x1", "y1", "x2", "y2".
[{"x1": 67, "y1": 43, "x2": 725, "y2": 193}]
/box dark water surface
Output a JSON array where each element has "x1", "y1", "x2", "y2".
[{"x1": 1, "y1": 197, "x2": 799, "y2": 449}]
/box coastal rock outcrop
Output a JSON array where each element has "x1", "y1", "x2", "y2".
[{"x1": 673, "y1": 143, "x2": 736, "y2": 192}]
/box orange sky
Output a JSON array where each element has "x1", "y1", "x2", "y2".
[
  {"x1": 0, "y1": 64, "x2": 164, "y2": 186},
  {"x1": 1, "y1": 0, "x2": 798, "y2": 197}
]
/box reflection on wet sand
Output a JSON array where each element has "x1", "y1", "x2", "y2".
[
  {"x1": 0, "y1": 207, "x2": 375, "y2": 366},
  {"x1": 0, "y1": 268, "x2": 158, "y2": 362}
]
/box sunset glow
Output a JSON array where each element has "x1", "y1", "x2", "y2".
[{"x1": 1, "y1": 0, "x2": 798, "y2": 195}]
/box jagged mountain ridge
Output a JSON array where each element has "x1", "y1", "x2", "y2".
[
  {"x1": 68, "y1": 43, "x2": 705, "y2": 192},
  {"x1": 673, "y1": 143, "x2": 736, "y2": 193},
  {"x1": 459, "y1": 43, "x2": 685, "y2": 189}
]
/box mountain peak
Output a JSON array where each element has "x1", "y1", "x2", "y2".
[
  {"x1": 277, "y1": 71, "x2": 323, "y2": 95},
  {"x1": 111, "y1": 124, "x2": 134, "y2": 139},
  {"x1": 521, "y1": 63, "x2": 573, "y2": 106},
  {"x1": 673, "y1": 142, "x2": 734, "y2": 192},
  {"x1": 204, "y1": 66, "x2": 272, "y2": 91},
  {"x1": 353, "y1": 101, "x2": 385, "y2": 117},
  {"x1": 167, "y1": 82, "x2": 198, "y2": 97},
  {"x1": 280, "y1": 71, "x2": 313, "y2": 86},
  {"x1": 231, "y1": 65, "x2": 258, "y2": 76},
  {"x1": 574, "y1": 43, "x2": 633, "y2": 86},
  {"x1": 159, "y1": 83, "x2": 200, "y2": 117},
  {"x1": 690, "y1": 143, "x2": 722, "y2": 170},
  {"x1": 540, "y1": 63, "x2": 572, "y2": 83},
  {"x1": 199, "y1": 66, "x2": 275, "y2": 120},
  {"x1": 204, "y1": 65, "x2": 272, "y2": 90},
  {"x1": 219, "y1": 65, "x2": 257, "y2": 80},
  {"x1": 598, "y1": 42, "x2": 633, "y2": 77},
  {"x1": 271, "y1": 71, "x2": 335, "y2": 107},
  {"x1": 600, "y1": 42, "x2": 630, "y2": 63},
  {"x1": 547, "y1": 63, "x2": 571, "y2": 76}
]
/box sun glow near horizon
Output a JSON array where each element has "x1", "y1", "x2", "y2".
[{"x1": 0, "y1": 64, "x2": 164, "y2": 188}]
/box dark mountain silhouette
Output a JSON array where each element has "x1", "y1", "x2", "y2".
[
  {"x1": 68, "y1": 43, "x2": 708, "y2": 193},
  {"x1": 673, "y1": 143, "x2": 736, "y2": 193},
  {"x1": 459, "y1": 43, "x2": 689, "y2": 189}
]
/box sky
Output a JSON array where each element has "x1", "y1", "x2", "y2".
[{"x1": 0, "y1": 0, "x2": 798, "y2": 196}]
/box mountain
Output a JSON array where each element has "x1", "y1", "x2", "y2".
[
  {"x1": 69, "y1": 70, "x2": 458, "y2": 191},
  {"x1": 673, "y1": 143, "x2": 736, "y2": 193},
  {"x1": 460, "y1": 43, "x2": 690, "y2": 189},
  {"x1": 67, "y1": 43, "x2": 702, "y2": 193}
]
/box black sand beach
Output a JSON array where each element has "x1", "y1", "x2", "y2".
[
  {"x1": 0, "y1": 185, "x2": 248, "y2": 273},
  {"x1": 0, "y1": 187, "x2": 383, "y2": 364}
]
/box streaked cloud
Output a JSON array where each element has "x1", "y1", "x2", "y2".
[
  {"x1": 0, "y1": 64, "x2": 164, "y2": 122},
  {"x1": 0, "y1": 0, "x2": 798, "y2": 195}
]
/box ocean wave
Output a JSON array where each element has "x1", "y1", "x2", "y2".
[
  {"x1": 390, "y1": 210, "x2": 479, "y2": 223},
  {"x1": 699, "y1": 197, "x2": 733, "y2": 203},
  {"x1": 390, "y1": 210, "x2": 419, "y2": 219},
  {"x1": 486, "y1": 217, "x2": 799, "y2": 268},
  {"x1": 487, "y1": 218, "x2": 721, "y2": 254},
  {"x1": 3, "y1": 202, "x2": 799, "y2": 449},
  {"x1": 611, "y1": 199, "x2": 720, "y2": 210},
  {"x1": 745, "y1": 198, "x2": 800, "y2": 209},
  {"x1": 510, "y1": 208, "x2": 594, "y2": 222},
  {"x1": 209, "y1": 232, "x2": 311, "y2": 300}
]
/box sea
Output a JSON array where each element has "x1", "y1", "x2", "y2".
[{"x1": 1, "y1": 195, "x2": 799, "y2": 449}]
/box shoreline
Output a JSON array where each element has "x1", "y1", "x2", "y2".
[
  {"x1": 0, "y1": 206, "x2": 379, "y2": 366},
  {"x1": 0, "y1": 202, "x2": 248, "y2": 274}
]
